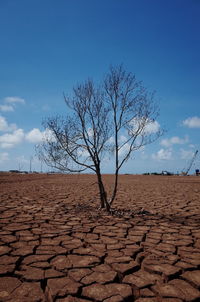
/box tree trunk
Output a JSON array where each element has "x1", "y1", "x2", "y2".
[
  {"x1": 109, "y1": 170, "x2": 118, "y2": 206},
  {"x1": 96, "y1": 169, "x2": 110, "y2": 211}
]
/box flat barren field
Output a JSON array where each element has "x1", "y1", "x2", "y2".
[{"x1": 0, "y1": 173, "x2": 200, "y2": 302}]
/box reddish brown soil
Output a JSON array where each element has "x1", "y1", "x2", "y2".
[{"x1": 0, "y1": 173, "x2": 200, "y2": 301}]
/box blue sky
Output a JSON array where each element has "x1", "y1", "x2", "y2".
[{"x1": 0, "y1": 0, "x2": 200, "y2": 174}]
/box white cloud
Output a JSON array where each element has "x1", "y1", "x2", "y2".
[
  {"x1": 0, "y1": 116, "x2": 9, "y2": 132},
  {"x1": 152, "y1": 148, "x2": 172, "y2": 161},
  {"x1": 108, "y1": 135, "x2": 127, "y2": 144},
  {"x1": 0, "y1": 114, "x2": 53, "y2": 149},
  {"x1": 144, "y1": 120, "x2": 160, "y2": 134},
  {"x1": 118, "y1": 142, "x2": 130, "y2": 157},
  {"x1": 25, "y1": 128, "x2": 56, "y2": 144},
  {"x1": 77, "y1": 147, "x2": 90, "y2": 158},
  {"x1": 0, "y1": 152, "x2": 9, "y2": 163},
  {"x1": 4, "y1": 97, "x2": 25, "y2": 104},
  {"x1": 0, "y1": 116, "x2": 17, "y2": 132},
  {"x1": 130, "y1": 118, "x2": 160, "y2": 135},
  {"x1": 107, "y1": 136, "x2": 115, "y2": 144},
  {"x1": 87, "y1": 128, "x2": 94, "y2": 139},
  {"x1": 160, "y1": 136, "x2": 189, "y2": 147},
  {"x1": 0, "y1": 105, "x2": 14, "y2": 112},
  {"x1": 43, "y1": 129, "x2": 56, "y2": 142},
  {"x1": 26, "y1": 128, "x2": 44, "y2": 143},
  {"x1": 106, "y1": 135, "x2": 130, "y2": 156},
  {"x1": 0, "y1": 129, "x2": 24, "y2": 148},
  {"x1": 119, "y1": 135, "x2": 128, "y2": 143},
  {"x1": 182, "y1": 116, "x2": 200, "y2": 128}
]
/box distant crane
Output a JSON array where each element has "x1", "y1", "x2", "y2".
[{"x1": 182, "y1": 150, "x2": 198, "y2": 175}]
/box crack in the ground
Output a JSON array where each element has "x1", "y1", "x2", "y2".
[{"x1": 1, "y1": 174, "x2": 200, "y2": 302}]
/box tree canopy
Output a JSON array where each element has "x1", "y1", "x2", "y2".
[{"x1": 38, "y1": 65, "x2": 163, "y2": 211}]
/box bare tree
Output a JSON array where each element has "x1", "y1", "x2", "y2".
[{"x1": 37, "y1": 65, "x2": 163, "y2": 212}]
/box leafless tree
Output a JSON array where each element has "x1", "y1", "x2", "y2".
[{"x1": 37, "y1": 65, "x2": 163, "y2": 212}]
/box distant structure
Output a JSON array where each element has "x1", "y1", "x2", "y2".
[
  {"x1": 9, "y1": 170, "x2": 28, "y2": 174},
  {"x1": 181, "y1": 150, "x2": 198, "y2": 176},
  {"x1": 162, "y1": 171, "x2": 174, "y2": 176},
  {"x1": 29, "y1": 156, "x2": 33, "y2": 173},
  {"x1": 9, "y1": 170, "x2": 20, "y2": 173}
]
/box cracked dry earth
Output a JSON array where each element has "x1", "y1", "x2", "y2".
[{"x1": 0, "y1": 173, "x2": 200, "y2": 302}]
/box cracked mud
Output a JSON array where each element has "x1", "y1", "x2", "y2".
[{"x1": 0, "y1": 173, "x2": 200, "y2": 301}]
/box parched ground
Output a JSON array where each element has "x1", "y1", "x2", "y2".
[{"x1": 0, "y1": 173, "x2": 200, "y2": 302}]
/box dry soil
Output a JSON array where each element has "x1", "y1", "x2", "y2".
[{"x1": 0, "y1": 173, "x2": 200, "y2": 301}]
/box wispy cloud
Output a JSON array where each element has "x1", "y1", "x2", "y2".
[
  {"x1": 0, "y1": 104, "x2": 14, "y2": 112},
  {"x1": 152, "y1": 148, "x2": 173, "y2": 161},
  {"x1": 0, "y1": 96, "x2": 26, "y2": 113},
  {"x1": 182, "y1": 116, "x2": 200, "y2": 128},
  {"x1": 4, "y1": 97, "x2": 25, "y2": 104},
  {"x1": 160, "y1": 135, "x2": 189, "y2": 147}
]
